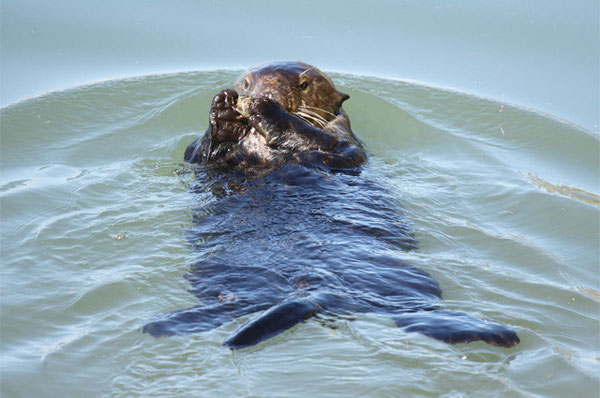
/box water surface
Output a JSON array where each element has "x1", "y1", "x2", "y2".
[{"x1": 1, "y1": 70, "x2": 598, "y2": 397}]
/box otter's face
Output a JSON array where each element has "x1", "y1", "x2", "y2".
[{"x1": 233, "y1": 61, "x2": 349, "y2": 128}]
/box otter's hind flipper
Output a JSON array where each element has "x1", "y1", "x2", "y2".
[
  {"x1": 224, "y1": 299, "x2": 321, "y2": 349},
  {"x1": 393, "y1": 309, "x2": 519, "y2": 348},
  {"x1": 143, "y1": 302, "x2": 272, "y2": 338}
]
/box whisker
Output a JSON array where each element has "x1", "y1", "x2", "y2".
[
  {"x1": 299, "y1": 105, "x2": 336, "y2": 118},
  {"x1": 298, "y1": 106, "x2": 324, "y2": 119},
  {"x1": 299, "y1": 66, "x2": 315, "y2": 77},
  {"x1": 295, "y1": 111, "x2": 322, "y2": 126},
  {"x1": 295, "y1": 114, "x2": 314, "y2": 126},
  {"x1": 297, "y1": 107, "x2": 329, "y2": 126},
  {"x1": 296, "y1": 113, "x2": 325, "y2": 128},
  {"x1": 298, "y1": 108, "x2": 327, "y2": 123},
  {"x1": 295, "y1": 111, "x2": 328, "y2": 128}
]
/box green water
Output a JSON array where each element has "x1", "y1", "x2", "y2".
[
  {"x1": 1, "y1": 0, "x2": 599, "y2": 396},
  {"x1": 1, "y1": 70, "x2": 598, "y2": 397}
]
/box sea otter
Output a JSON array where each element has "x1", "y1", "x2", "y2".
[
  {"x1": 143, "y1": 62, "x2": 520, "y2": 349},
  {"x1": 183, "y1": 61, "x2": 366, "y2": 170}
]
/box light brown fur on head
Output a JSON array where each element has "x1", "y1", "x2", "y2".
[{"x1": 233, "y1": 61, "x2": 349, "y2": 129}]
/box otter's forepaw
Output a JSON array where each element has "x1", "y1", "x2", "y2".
[
  {"x1": 210, "y1": 89, "x2": 240, "y2": 125},
  {"x1": 248, "y1": 96, "x2": 284, "y2": 117},
  {"x1": 209, "y1": 89, "x2": 250, "y2": 143},
  {"x1": 246, "y1": 97, "x2": 287, "y2": 141}
]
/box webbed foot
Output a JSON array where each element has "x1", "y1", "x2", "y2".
[{"x1": 394, "y1": 309, "x2": 519, "y2": 348}]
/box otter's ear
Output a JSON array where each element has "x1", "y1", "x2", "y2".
[{"x1": 336, "y1": 91, "x2": 350, "y2": 109}]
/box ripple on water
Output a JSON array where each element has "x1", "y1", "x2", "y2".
[{"x1": 0, "y1": 70, "x2": 598, "y2": 397}]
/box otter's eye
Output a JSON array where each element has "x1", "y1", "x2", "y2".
[
  {"x1": 243, "y1": 79, "x2": 250, "y2": 89},
  {"x1": 299, "y1": 81, "x2": 309, "y2": 91}
]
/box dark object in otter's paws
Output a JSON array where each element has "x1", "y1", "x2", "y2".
[{"x1": 145, "y1": 61, "x2": 519, "y2": 350}]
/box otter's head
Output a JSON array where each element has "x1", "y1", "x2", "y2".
[{"x1": 233, "y1": 61, "x2": 350, "y2": 128}]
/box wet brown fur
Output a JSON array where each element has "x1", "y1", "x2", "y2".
[{"x1": 184, "y1": 61, "x2": 366, "y2": 170}]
